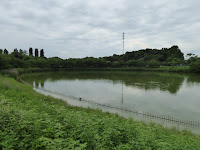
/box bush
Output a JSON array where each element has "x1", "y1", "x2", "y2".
[
  {"x1": 190, "y1": 59, "x2": 200, "y2": 73},
  {"x1": 148, "y1": 59, "x2": 161, "y2": 68}
]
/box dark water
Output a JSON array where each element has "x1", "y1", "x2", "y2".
[{"x1": 23, "y1": 71, "x2": 200, "y2": 134}]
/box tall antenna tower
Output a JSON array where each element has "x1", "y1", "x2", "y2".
[{"x1": 122, "y1": 32, "x2": 125, "y2": 54}]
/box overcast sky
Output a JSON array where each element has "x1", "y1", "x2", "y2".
[{"x1": 0, "y1": 0, "x2": 200, "y2": 59}]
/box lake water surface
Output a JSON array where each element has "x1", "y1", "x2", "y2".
[{"x1": 23, "y1": 71, "x2": 200, "y2": 134}]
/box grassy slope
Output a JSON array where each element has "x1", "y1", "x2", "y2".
[
  {"x1": 16, "y1": 66, "x2": 190, "y2": 74},
  {"x1": 0, "y1": 74, "x2": 200, "y2": 149}
]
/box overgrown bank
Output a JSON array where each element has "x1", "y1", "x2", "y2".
[
  {"x1": 4, "y1": 65, "x2": 190, "y2": 76},
  {"x1": 0, "y1": 74, "x2": 200, "y2": 149}
]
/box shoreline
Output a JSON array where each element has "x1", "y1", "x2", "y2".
[
  {"x1": 14, "y1": 69, "x2": 200, "y2": 134},
  {"x1": 1, "y1": 66, "x2": 191, "y2": 75}
]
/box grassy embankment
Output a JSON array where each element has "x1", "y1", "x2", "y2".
[
  {"x1": 15, "y1": 65, "x2": 190, "y2": 74},
  {"x1": 0, "y1": 74, "x2": 200, "y2": 149}
]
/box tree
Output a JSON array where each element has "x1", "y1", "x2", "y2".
[
  {"x1": 190, "y1": 59, "x2": 200, "y2": 73},
  {"x1": 166, "y1": 57, "x2": 183, "y2": 66},
  {"x1": 35, "y1": 48, "x2": 38, "y2": 57},
  {"x1": 186, "y1": 53, "x2": 194, "y2": 58},
  {"x1": 29, "y1": 47, "x2": 33, "y2": 56},
  {"x1": 0, "y1": 54, "x2": 11, "y2": 69},
  {"x1": 40, "y1": 49, "x2": 44, "y2": 57},
  {"x1": 18, "y1": 49, "x2": 25, "y2": 59},
  {"x1": 36, "y1": 58, "x2": 48, "y2": 68},
  {"x1": 14, "y1": 48, "x2": 18, "y2": 52},
  {"x1": 186, "y1": 54, "x2": 198, "y2": 64},
  {"x1": 48, "y1": 57, "x2": 64, "y2": 70},
  {"x1": 167, "y1": 45, "x2": 184, "y2": 60},
  {"x1": 148, "y1": 59, "x2": 161, "y2": 68},
  {"x1": 12, "y1": 49, "x2": 20, "y2": 58},
  {"x1": 4, "y1": 49, "x2": 9, "y2": 54},
  {"x1": 0, "y1": 49, "x2": 2, "y2": 54}
]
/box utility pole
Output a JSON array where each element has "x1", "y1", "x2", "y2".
[
  {"x1": 122, "y1": 32, "x2": 125, "y2": 54},
  {"x1": 121, "y1": 81, "x2": 124, "y2": 104}
]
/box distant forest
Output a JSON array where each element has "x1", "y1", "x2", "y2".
[{"x1": 0, "y1": 46, "x2": 200, "y2": 72}]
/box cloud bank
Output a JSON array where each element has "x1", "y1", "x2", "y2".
[{"x1": 0, "y1": 0, "x2": 200, "y2": 58}]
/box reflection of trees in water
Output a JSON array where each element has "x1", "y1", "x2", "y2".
[
  {"x1": 41, "y1": 82, "x2": 44, "y2": 88},
  {"x1": 32, "y1": 80, "x2": 45, "y2": 88},
  {"x1": 122, "y1": 75, "x2": 185, "y2": 94},
  {"x1": 24, "y1": 71, "x2": 187, "y2": 94},
  {"x1": 186, "y1": 74, "x2": 200, "y2": 86},
  {"x1": 35, "y1": 81, "x2": 39, "y2": 88}
]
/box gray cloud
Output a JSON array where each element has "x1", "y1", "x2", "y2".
[{"x1": 0, "y1": 0, "x2": 200, "y2": 58}]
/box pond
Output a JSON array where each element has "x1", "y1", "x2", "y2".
[{"x1": 22, "y1": 71, "x2": 200, "y2": 134}]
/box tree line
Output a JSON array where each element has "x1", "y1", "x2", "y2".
[
  {"x1": 0, "y1": 45, "x2": 200, "y2": 72},
  {"x1": 0, "y1": 47, "x2": 44, "y2": 57}
]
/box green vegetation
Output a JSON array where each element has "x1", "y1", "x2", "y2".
[
  {"x1": 190, "y1": 59, "x2": 200, "y2": 73},
  {"x1": 1, "y1": 45, "x2": 200, "y2": 73},
  {"x1": 1, "y1": 45, "x2": 199, "y2": 73},
  {"x1": 0, "y1": 74, "x2": 200, "y2": 149}
]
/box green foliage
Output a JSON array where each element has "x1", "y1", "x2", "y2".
[
  {"x1": 0, "y1": 55, "x2": 12, "y2": 69},
  {"x1": 158, "y1": 66, "x2": 189, "y2": 72},
  {"x1": 187, "y1": 56, "x2": 199, "y2": 65},
  {"x1": 166, "y1": 57, "x2": 183, "y2": 66},
  {"x1": 190, "y1": 58, "x2": 200, "y2": 73},
  {"x1": 111, "y1": 61, "x2": 125, "y2": 68},
  {"x1": 29, "y1": 47, "x2": 33, "y2": 56},
  {"x1": 3, "y1": 49, "x2": 9, "y2": 55},
  {"x1": 126, "y1": 60, "x2": 146, "y2": 67},
  {"x1": 40, "y1": 49, "x2": 44, "y2": 57},
  {"x1": 0, "y1": 75, "x2": 200, "y2": 149},
  {"x1": 148, "y1": 59, "x2": 161, "y2": 68},
  {"x1": 0, "y1": 45, "x2": 194, "y2": 73},
  {"x1": 35, "y1": 48, "x2": 39, "y2": 57},
  {"x1": 48, "y1": 57, "x2": 64, "y2": 70},
  {"x1": 121, "y1": 45, "x2": 184, "y2": 62}
]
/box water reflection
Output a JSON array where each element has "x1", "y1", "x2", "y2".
[
  {"x1": 33, "y1": 80, "x2": 45, "y2": 88},
  {"x1": 23, "y1": 71, "x2": 186, "y2": 94},
  {"x1": 187, "y1": 73, "x2": 200, "y2": 86},
  {"x1": 121, "y1": 81, "x2": 124, "y2": 104}
]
